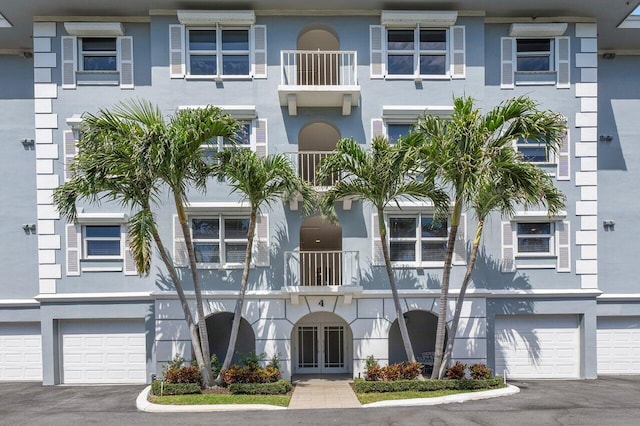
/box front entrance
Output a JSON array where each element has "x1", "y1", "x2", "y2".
[{"x1": 292, "y1": 312, "x2": 351, "y2": 375}]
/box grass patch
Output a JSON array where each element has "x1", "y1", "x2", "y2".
[
  {"x1": 149, "y1": 393, "x2": 291, "y2": 407},
  {"x1": 357, "y1": 388, "x2": 489, "y2": 404}
]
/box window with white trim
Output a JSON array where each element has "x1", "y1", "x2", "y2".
[
  {"x1": 387, "y1": 123, "x2": 415, "y2": 144},
  {"x1": 83, "y1": 225, "x2": 122, "y2": 259},
  {"x1": 186, "y1": 27, "x2": 250, "y2": 77},
  {"x1": 516, "y1": 38, "x2": 554, "y2": 72},
  {"x1": 515, "y1": 137, "x2": 551, "y2": 164},
  {"x1": 387, "y1": 28, "x2": 448, "y2": 76},
  {"x1": 191, "y1": 216, "x2": 250, "y2": 266},
  {"x1": 515, "y1": 222, "x2": 554, "y2": 256},
  {"x1": 201, "y1": 121, "x2": 251, "y2": 164},
  {"x1": 79, "y1": 37, "x2": 117, "y2": 71},
  {"x1": 388, "y1": 214, "x2": 448, "y2": 265}
]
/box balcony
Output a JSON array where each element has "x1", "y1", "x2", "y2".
[
  {"x1": 278, "y1": 50, "x2": 360, "y2": 116},
  {"x1": 283, "y1": 250, "x2": 362, "y2": 304},
  {"x1": 286, "y1": 151, "x2": 338, "y2": 189}
]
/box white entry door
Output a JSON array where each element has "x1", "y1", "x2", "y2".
[{"x1": 296, "y1": 323, "x2": 347, "y2": 374}]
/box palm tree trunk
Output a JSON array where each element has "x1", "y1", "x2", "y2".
[
  {"x1": 173, "y1": 193, "x2": 214, "y2": 387},
  {"x1": 438, "y1": 218, "x2": 483, "y2": 378},
  {"x1": 146, "y1": 212, "x2": 208, "y2": 378},
  {"x1": 378, "y1": 208, "x2": 416, "y2": 364},
  {"x1": 219, "y1": 209, "x2": 257, "y2": 379},
  {"x1": 431, "y1": 199, "x2": 462, "y2": 379}
]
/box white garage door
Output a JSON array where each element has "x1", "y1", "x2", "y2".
[
  {"x1": 0, "y1": 323, "x2": 42, "y2": 381},
  {"x1": 60, "y1": 319, "x2": 147, "y2": 384},
  {"x1": 495, "y1": 315, "x2": 580, "y2": 379},
  {"x1": 597, "y1": 317, "x2": 640, "y2": 374}
]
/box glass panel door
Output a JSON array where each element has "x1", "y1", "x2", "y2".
[
  {"x1": 298, "y1": 326, "x2": 318, "y2": 369},
  {"x1": 323, "y1": 326, "x2": 344, "y2": 369}
]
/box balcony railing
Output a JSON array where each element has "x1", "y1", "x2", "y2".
[
  {"x1": 286, "y1": 151, "x2": 338, "y2": 188},
  {"x1": 280, "y1": 50, "x2": 358, "y2": 86},
  {"x1": 285, "y1": 250, "x2": 360, "y2": 287}
]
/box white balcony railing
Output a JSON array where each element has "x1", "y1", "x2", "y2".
[
  {"x1": 285, "y1": 250, "x2": 360, "y2": 287},
  {"x1": 280, "y1": 50, "x2": 358, "y2": 86},
  {"x1": 286, "y1": 151, "x2": 339, "y2": 188}
]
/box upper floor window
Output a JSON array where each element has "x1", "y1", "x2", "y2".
[
  {"x1": 186, "y1": 28, "x2": 250, "y2": 77},
  {"x1": 515, "y1": 137, "x2": 550, "y2": 164},
  {"x1": 516, "y1": 222, "x2": 553, "y2": 256},
  {"x1": 62, "y1": 22, "x2": 133, "y2": 89},
  {"x1": 370, "y1": 14, "x2": 465, "y2": 80},
  {"x1": 84, "y1": 225, "x2": 122, "y2": 259},
  {"x1": 192, "y1": 216, "x2": 250, "y2": 266},
  {"x1": 387, "y1": 123, "x2": 414, "y2": 144},
  {"x1": 516, "y1": 39, "x2": 553, "y2": 72},
  {"x1": 201, "y1": 121, "x2": 252, "y2": 163},
  {"x1": 388, "y1": 214, "x2": 448, "y2": 266},
  {"x1": 169, "y1": 11, "x2": 266, "y2": 80}
]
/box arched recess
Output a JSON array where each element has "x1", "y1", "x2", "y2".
[
  {"x1": 205, "y1": 312, "x2": 255, "y2": 365},
  {"x1": 299, "y1": 215, "x2": 342, "y2": 286},
  {"x1": 298, "y1": 121, "x2": 340, "y2": 186},
  {"x1": 291, "y1": 311, "x2": 352, "y2": 375},
  {"x1": 388, "y1": 310, "x2": 447, "y2": 371},
  {"x1": 296, "y1": 26, "x2": 340, "y2": 85}
]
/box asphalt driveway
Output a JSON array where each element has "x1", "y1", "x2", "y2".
[{"x1": 1, "y1": 376, "x2": 640, "y2": 425}]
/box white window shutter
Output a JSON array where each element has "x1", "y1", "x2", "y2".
[
  {"x1": 556, "y1": 130, "x2": 570, "y2": 180},
  {"x1": 118, "y1": 36, "x2": 134, "y2": 89},
  {"x1": 453, "y1": 213, "x2": 467, "y2": 265},
  {"x1": 63, "y1": 130, "x2": 78, "y2": 182},
  {"x1": 169, "y1": 24, "x2": 185, "y2": 78},
  {"x1": 252, "y1": 119, "x2": 268, "y2": 157},
  {"x1": 371, "y1": 118, "x2": 386, "y2": 140},
  {"x1": 66, "y1": 224, "x2": 80, "y2": 276},
  {"x1": 370, "y1": 25, "x2": 386, "y2": 79},
  {"x1": 253, "y1": 214, "x2": 270, "y2": 267},
  {"x1": 500, "y1": 37, "x2": 515, "y2": 89},
  {"x1": 61, "y1": 36, "x2": 77, "y2": 89},
  {"x1": 173, "y1": 214, "x2": 188, "y2": 267},
  {"x1": 450, "y1": 26, "x2": 466, "y2": 79},
  {"x1": 501, "y1": 221, "x2": 515, "y2": 272},
  {"x1": 556, "y1": 220, "x2": 571, "y2": 272},
  {"x1": 122, "y1": 226, "x2": 138, "y2": 275},
  {"x1": 372, "y1": 214, "x2": 385, "y2": 266},
  {"x1": 252, "y1": 25, "x2": 267, "y2": 79},
  {"x1": 556, "y1": 37, "x2": 570, "y2": 89}
]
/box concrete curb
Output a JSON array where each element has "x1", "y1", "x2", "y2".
[
  {"x1": 135, "y1": 386, "x2": 287, "y2": 413},
  {"x1": 361, "y1": 384, "x2": 520, "y2": 408}
]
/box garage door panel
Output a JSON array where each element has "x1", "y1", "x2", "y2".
[
  {"x1": 495, "y1": 315, "x2": 580, "y2": 379},
  {"x1": 61, "y1": 320, "x2": 147, "y2": 384},
  {"x1": 0, "y1": 323, "x2": 43, "y2": 382},
  {"x1": 597, "y1": 316, "x2": 640, "y2": 374}
]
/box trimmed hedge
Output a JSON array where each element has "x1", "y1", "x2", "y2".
[
  {"x1": 228, "y1": 380, "x2": 292, "y2": 395},
  {"x1": 353, "y1": 376, "x2": 503, "y2": 393},
  {"x1": 151, "y1": 380, "x2": 202, "y2": 396}
]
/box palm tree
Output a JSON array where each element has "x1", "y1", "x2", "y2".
[
  {"x1": 54, "y1": 99, "x2": 239, "y2": 387},
  {"x1": 213, "y1": 149, "x2": 315, "y2": 374},
  {"x1": 438, "y1": 147, "x2": 566, "y2": 378},
  {"x1": 416, "y1": 96, "x2": 567, "y2": 378},
  {"x1": 318, "y1": 137, "x2": 449, "y2": 365}
]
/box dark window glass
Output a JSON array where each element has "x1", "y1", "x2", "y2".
[
  {"x1": 390, "y1": 242, "x2": 416, "y2": 261},
  {"x1": 387, "y1": 30, "x2": 414, "y2": 50},
  {"x1": 83, "y1": 56, "x2": 116, "y2": 71},
  {"x1": 519, "y1": 146, "x2": 548, "y2": 163},
  {"x1": 421, "y1": 218, "x2": 447, "y2": 238},
  {"x1": 517, "y1": 223, "x2": 551, "y2": 235},
  {"x1": 390, "y1": 217, "x2": 417, "y2": 238},
  {"x1": 517, "y1": 56, "x2": 551, "y2": 71},
  {"x1": 189, "y1": 30, "x2": 216, "y2": 51},
  {"x1": 420, "y1": 55, "x2": 446, "y2": 75},
  {"x1": 82, "y1": 38, "x2": 116, "y2": 51},
  {"x1": 192, "y1": 218, "x2": 220, "y2": 239},
  {"x1": 517, "y1": 39, "x2": 551, "y2": 53},
  {"x1": 222, "y1": 30, "x2": 249, "y2": 50},
  {"x1": 517, "y1": 237, "x2": 550, "y2": 253},
  {"x1": 86, "y1": 240, "x2": 120, "y2": 256},
  {"x1": 388, "y1": 55, "x2": 414, "y2": 75},
  {"x1": 189, "y1": 55, "x2": 217, "y2": 75},
  {"x1": 421, "y1": 242, "x2": 447, "y2": 261},
  {"x1": 420, "y1": 30, "x2": 446, "y2": 50},
  {"x1": 225, "y1": 243, "x2": 248, "y2": 263},
  {"x1": 222, "y1": 55, "x2": 249, "y2": 75},
  {"x1": 194, "y1": 243, "x2": 220, "y2": 263},
  {"x1": 387, "y1": 124, "x2": 413, "y2": 144},
  {"x1": 224, "y1": 218, "x2": 250, "y2": 239},
  {"x1": 86, "y1": 226, "x2": 120, "y2": 238}
]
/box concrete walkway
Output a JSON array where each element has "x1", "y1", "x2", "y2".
[{"x1": 288, "y1": 375, "x2": 361, "y2": 409}]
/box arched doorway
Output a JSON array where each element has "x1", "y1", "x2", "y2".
[
  {"x1": 388, "y1": 310, "x2": 445, "y2": 373},
  {"x1": 296, "y1": 27, "x2": 340, "y2": 85},
  {"x1": 292, "y1": 312, "x2": 352, "y2": 375},
  {"x1": 205, "y1": 312, "x2": 255, "y2": 365},
  {"x1": 300, "y1": 215, "x2": 342, "y2": 286},
  {"x1": 298, "y1": 121, "x2": 340, "y2": 187}
]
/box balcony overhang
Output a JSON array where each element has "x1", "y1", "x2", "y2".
[
  {"x1": 282, "y1": 285, "x2": 363, "y2": 305},
  {"x1": 277, "y1": 86, "x2": 360, "y2": 116}
]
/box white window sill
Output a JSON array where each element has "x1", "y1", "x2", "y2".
[
  {"x1": 385, "y1": 74, "x2": 450, "y2": 81},
  {"x1": 185, "y1": 75, "x2": 252, "y2": 81},
  {"x1": 515, "y1": 254, "x2": 556, "y2": 259},
  {"x1": 81, "y1": 266, "x2": 124, "y2": 272},
  {"x1": 391, "y1": 262, "x2": 445, "y2": 269},
  {"x1": 191, "y1": 263, "x2": 252, "y2": 270}
]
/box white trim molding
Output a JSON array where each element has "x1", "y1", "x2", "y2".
[
  {"x1": 64, "y1": 22, "x2": 124, "y2": 36},
  {"x1": 75, "y1": 212, "x2": 127, "y2": 225},
  {"x1": 382, "y1": 105, "x2": 454, "y2": 120},
  {"x1": 177, "y1": 10, "x2": 256, "y2": 26},
  {"x1": 381, "y1": 10, "x2": 458, "y2": 27},
  {"x1": 509, "y1": 23, "x2": 568, "y2": 37}
]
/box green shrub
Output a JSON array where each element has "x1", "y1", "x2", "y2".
[
  {"x1": 211, "y1": 354, "x2": 222, "y2": 378},
  {"x1": 228, "y1": 380, "x2": 292, "y2": 395},
  {"x1": 267, "y1": 353, "x2": 281, "y2": 370},
  {"x1": 220, "y1": 364, "x2": 281, "y2": 385},
  {"x1": 164, "y1": 365, "x2": 202, "y2": 385},
  {"x1": 353, "y1": 376, "x2": 503, "y2": 393},
  {"x1": 445, "y1": 361, "x2": 467, "y2": 380},
  {"x1": 470, "y1": 363, "x2": 492, "y2": 380},
  {"x1": 365, "y1": 358, "x2": 423, "y2": 381},
  {"x1": 151, "y1": 380, "x2": 201, "y2": 396}
]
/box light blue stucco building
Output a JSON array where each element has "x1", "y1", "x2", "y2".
[{"x1": 0, "y1": 1, "x2": 639, "y2": 385}]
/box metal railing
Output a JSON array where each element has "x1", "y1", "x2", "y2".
[
  {"x1": 285, "y1": 250, "x2": 360, "y2": 287},
  {"x1": 280, "y1": 50, "x2": 358, "y2": 86},
  {"x1": 286, "y1": 151, "x2": 338, "y2": 187}
]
